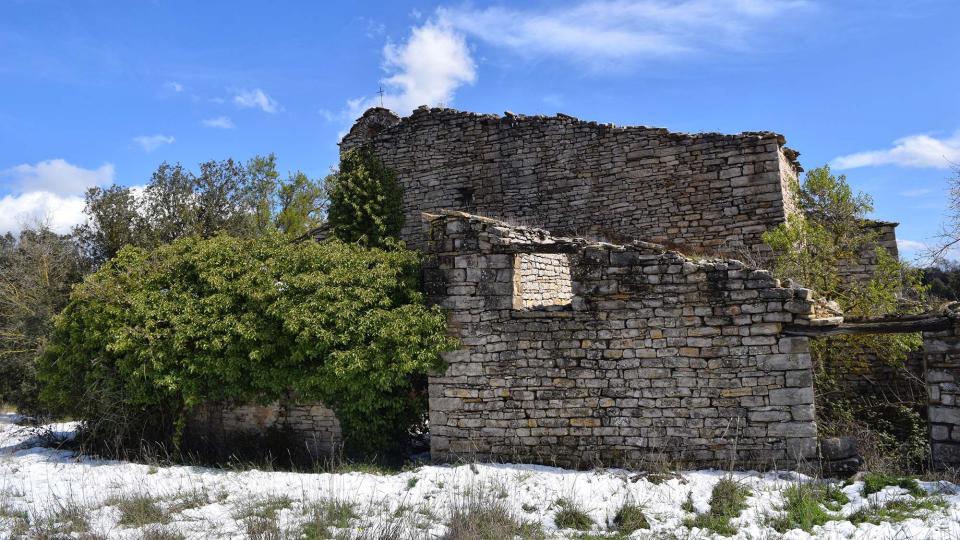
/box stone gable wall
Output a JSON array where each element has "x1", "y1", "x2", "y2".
[
  {"x1": 836, "y1": 221, "x2": 900, "y2": 286},
  {"x1": 343, "y1": 107, "x2": 801, "y2": 256},
  {"x1": 423, "y1": 211, "x2": 820, "y2": 469}
]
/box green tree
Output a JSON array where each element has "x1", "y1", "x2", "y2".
[
  {"x1": 921, "y1": 261, "x2": 960, "y2": 301},
  {"x1": 763, "y1": 166, "x2": 925, "y2": 322},
  {"x1": 75, "y1": 155, "x2": 327, "y2": 265},
  {"x1": 38, "y1": 233, "x2": 455, "y2": 458},
  {"x1": 140, "y1": 161, "x2": 198, "y2": 245},
  {"x1": 763, "y1": 166, "x2": 928, "y2": 466},
  {"x1": 327, "y1": 147, "x2": 404, "y2": 247},
  {"x1": 275, "y1": 171, "x2": 328, "y2": 237},
  {"x1": 74, "y1": 185, "x2": 143, "y2": 263}
]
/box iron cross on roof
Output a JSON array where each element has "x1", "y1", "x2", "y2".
[{"x1": 377, "y1": 86, "x2": 385, "y2": 107}]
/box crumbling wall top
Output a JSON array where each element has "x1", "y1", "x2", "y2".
[{"x1": 343, "y1": 106, "x2": 803, "y2": 174}]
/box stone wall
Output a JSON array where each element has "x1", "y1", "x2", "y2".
[
  {"x1": 827, "y1": 349, "x2": 926, "y2": 406},
  {"x1": 187, "y1": 401, "x2": 342, "y2": 459},
  {"x1": 343, "y1": 107, "x2": 801, "y2": 256},
  {"x1": 837, "y1": 221, "x2": 900, "y2": 286},
  {"x1": 514, "y1": 253, "x2": 573, "y2": 309},
  {"x1": 423, "y1": 210, "x2": 822, "y2": 469},
  {"x1": 924, "y1": 324, "x2": 960, "y2": 467}
]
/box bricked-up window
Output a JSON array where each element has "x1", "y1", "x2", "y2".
[{"x1": 513, "y1": 253, "x2": 573, "y2": 309}]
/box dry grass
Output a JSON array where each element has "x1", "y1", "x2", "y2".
[
  {"x1": 106, "y1": 493, "x2": 169, "y2": 527},
  {"x1": 444, "y1": 485, "x2": 545, "y2": 540}
]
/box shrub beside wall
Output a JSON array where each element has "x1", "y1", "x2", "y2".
[{"x1": 38, "y1": 233, "x2": 456, "y2": 459}]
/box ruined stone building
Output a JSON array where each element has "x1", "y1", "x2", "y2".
[
  {"x1": 341, "y1": 107, "x2": 803, "y2": 258},
  {"x1": 194, "y1": 106, "x2": 960, "y2": 470}
]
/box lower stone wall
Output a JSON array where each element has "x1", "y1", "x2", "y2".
[
  {"x1": 187, "y1": 401, "x2": 342, "y2": 459},
  {"x1": 424, "y1": 211, "x2": 820, "y2": 470},
  {"x1": 924, "y1": 327, "x2": 960, "y2": 467},
  {"x1": 837, "y1": 221, "x2": 899, "y2": 287},
  {"x1": 822, "y1": 346, "x2": 926, "y2": 406}
]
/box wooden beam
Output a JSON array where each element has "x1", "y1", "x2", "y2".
[{"x1": 782, "y1": 316, "x2": 953, "y2": 337}]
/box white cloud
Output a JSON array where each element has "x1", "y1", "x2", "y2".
[
  {"x1": 317, "y1": 108, "x2": 340, "y2": 123},
  {"x1": 344, "y1": 19, "x2": 476, "y2": 122},
  {"x1": 202, "y1": 116, "x2": 234, "y2": 129},
  {"x1": 832, "y1": 131, "x2": 960, "y2": 170},
  {"x1": 900, "y1": 188, "x2": 933, "y2": 197},
  {"x1": 233, "y1": 89, "x2": 282, "y2": 113},
  {"x1": 133, "y1": 134, "x2": 175, "y2": 152},
  {"x1": 164, "y1": 81, "x2": 184, "y2": 93},
  {"x1": 362, "y1": 17, "x2": 386, "y2": 39},
  {"x1": 435, "y1": 0, "x2": 811, "y2": 69},
  {"x1": 0, "y1": 191, "x2": 87, "y2": 234},
  {"x1": 897, "y1": 239, "x2": 927, "y2": 252},
  {"x1": 1, "y1": 158, "x2": 114, "y2": 195}
]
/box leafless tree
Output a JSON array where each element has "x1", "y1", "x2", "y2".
[
  {"x1": 926, "y1": 166, "x2": 960, "y2": 265},
  {"x1": 0, "y1": 219, "x2": 88, "y2": 413}
]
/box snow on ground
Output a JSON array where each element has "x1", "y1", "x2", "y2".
[{"x1": 2, "y1": 414, "x2": 960, "y2": 539}]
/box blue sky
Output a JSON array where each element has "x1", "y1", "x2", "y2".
[{"x1": 1, "y1": 1, "x2": 958, "y2": 260}]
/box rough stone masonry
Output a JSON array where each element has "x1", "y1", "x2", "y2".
[
  {"x1": 341, "y1": 107, "x2": 804, "y2": 257},
  {"x1": 192, "y1": 106, "x2": 938, "y2": 469},
  {"x1": 423, "y1": 211, "x2": 824, "y2": 469}
]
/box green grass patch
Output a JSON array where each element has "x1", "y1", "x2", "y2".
[
  {"x1": 861, "y1": 473, "x2": 925, "y2": 498},
  {"x1": 769, "y1": 482, "x2": 849, "y2": 533},
  {"x1": 554, "y1": 498, "x2": 594, "y2": 531},
  {"x1": 683, "y1": 477, "x2": 750, "y2": 536},
  {"x1": 107, "y1": 493, "x2": 169, "y2": 527},
  {"x1": 849, "y1": 496, "x2": 946, "y2": 525},
  {"x1": 612, "y1": 502, "x2": 649, "y2": 534}
]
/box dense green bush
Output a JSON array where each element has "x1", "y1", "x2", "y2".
[
  {"x1": 38, "y1": 233, "x2": 456, "y2": 458},
  {"x1": 327, "y1": 147, "x2": 404, "y2": 248}
]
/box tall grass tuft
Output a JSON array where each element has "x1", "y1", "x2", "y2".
[
  {"x1": 768, "y1": 482, "x2": 848, "y2": 533},
  {"x1": 107, "y1": 493, "x2": 169, "y2": 527},
  {"x1": 611, "y1": 500, "x2": 649, "y2": 534},
  {"x1": 444, "y1": 485, "x2": 544, "y2": 540},
  {"x1": 553, "y1": 497, "x2": 593, "y2": 531},
  {"x1": 684, "y1": 477, "x2": 750, "y2": 536},
  {"x1": 300, "y1": 497, "x2": 359, "y2": 539}
]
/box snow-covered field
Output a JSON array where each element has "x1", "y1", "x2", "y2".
[{"x1": 2, "y1": 414, "x2": 960, "y2": 539}]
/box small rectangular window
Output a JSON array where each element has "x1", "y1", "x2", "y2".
[{"x1": 513, "y1": 253, "x2": 573, "y2": 309}]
